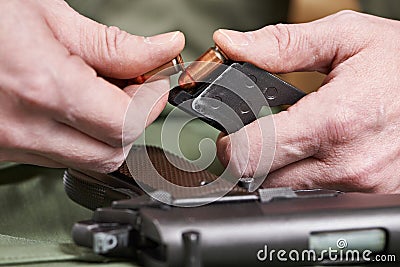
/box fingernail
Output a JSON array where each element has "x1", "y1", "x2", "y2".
[
  {"x1": 218, "y1": 29, "x2": 254, "y2": 46},
  {"x1": 144, "y1": 31, "x2": 181, "y2": 45}
]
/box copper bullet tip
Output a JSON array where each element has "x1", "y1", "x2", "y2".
[{"x1": 178, "y1": 46, "x2": 228, "y2": 91}]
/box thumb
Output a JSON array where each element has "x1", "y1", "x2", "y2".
[
  {"x1": 213, "y1": 10, "x2": 370, "y2": 74},
  {"x1": 43, "y1": 1, "x2": 185, "y2": 79}
]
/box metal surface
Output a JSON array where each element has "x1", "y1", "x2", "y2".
[
  {"x1": 132, "y1": 55, "x2": 184, "y2": 84},
  {"x1": 72, "y1": 190, "x2": 400, "y2": 267},
  {"x1": 178, "y1": 46, "x2": 228, "y2": 91},
  {"x1": 169, "y1": 61, "x2": 306, "y2": 133}
]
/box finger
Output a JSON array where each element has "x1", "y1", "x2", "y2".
[
  {"x1": 16, "y1": 28, "x2": 166, "y2": 148},
  {"x1": 217, "y1": 119, "x2": 273, "y2": 179},
  {"x1": 262, "y1": 157, "x2": 327, "y2": 189},
  {"x1": 1, "y1": 7, "x2": 135, "y2": 149},
  {"x1": 265, "y1": 153, "x2": 400, "y2": 193},
  {"x1": 42, "y1": 1, "x2": 185, "y2": 78},
  {"x1": 22, "y1": 119, "x2": 126, "y2": 173},
  {"x1": 213, "y1": 11, "x2": 372, "y2": 74},
  {"x1": 217, "y1": 89, "x2": 328, "y2": 178},
  {"x1": 30, "y1": 52, "x2": 131, "y2": 148},
  {"x1": 122, "y1": 78, "x2": 170, "y2": 146},
  {"x1": 124, "y1": 78, "x2": 169, "y2": 123},
  {"x1": 0, "y1": 150, "x2": 65, "y2": 169}
]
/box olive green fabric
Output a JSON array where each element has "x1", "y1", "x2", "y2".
[{"x1": 0, "y1": 164, "x2": 138, "y2": 266}]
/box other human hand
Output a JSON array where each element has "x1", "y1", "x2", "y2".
[
  {"x1": 214, "y1": 11, "x2": 400, "y2": 193},
  {"x1": 0, "y1": 0, "x2": 184, "y2": 172}
]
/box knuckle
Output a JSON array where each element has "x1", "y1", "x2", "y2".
[
  {"x1": 230, "y1": 131, "x2": 258, "y2": 177},
  {"x1": 329, "y1": 10, "x2": 371, "y2": 42},
  {"x1": 323, "y1": 152, "x2": 382, "y2": 192},
  {"x1": 52, "y1": 55, "x2": 96, "y2": 121},
  {"x1": 93, "y1": 148, "x2": 125, "y2": 173},
  {"x1": 326, "y1": 120, "x2": 350, "y2": 144},
  {"x1": 121, "y1": 135, "x2": 137, "y2": 148},
  {"x1": 264, "y1": 24, "x2": 293, "y2": 66},
  {"x1": 0, "y1": 123, "x2": 39, "y2": 152},
  {"x1": 106, "y1": 129, "x2": 124, "y2": 148},
  {"x1": 61, "y1": 55, "x2": 96, "y2": 83},
  {"x1": 20, "y1": 70, "x2": 57, "y2": 108},
  {"x1": 19, "y1": 55, "x2": 93, "y2": 115},
  {"x1": 231, "y1": 147, "x2": 248, "y2": 177},
  {"x1": 324, "y1": 109, "x2": 357, "y2": 144},
  {"x1": 277, "y1": 108, "x2": 321, "y2": 158},
  {"x1": 271, "y1": 23, "x2": 292, "y2": 50},
  {"x1": 219, "y1": 135, "x2": 248, "y2": 177},
  {"x1": 217, "y1": 136, "x2": 232, "y2": 165},
  {"x1": 262, "y1": 23, "x2": 310, "y2": 71},
  {"x1": 331, "y1": 10, "x2": 362, "y2": 22},
  {"x1": 91, "y1": 25, "x2": 131, "y2": 75},
  {"x1": 122, "y1": 121, "x2": 146, "y2": 147},
  {"x1": 343, "y1": 163, "x2": 381, "y2": 192},
  {"x1": 101, "y1": 25, "x2": 129, "y2": 61}
]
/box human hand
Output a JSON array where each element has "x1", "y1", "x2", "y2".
[
  {"x1": 214, "y1": 10, "x2": 400, "y2": 193},
  {"x1": 0, "y1": 0, "x2": 184, "y2": 172}
]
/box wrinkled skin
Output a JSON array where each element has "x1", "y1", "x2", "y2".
[
  {"x1": 0, "y1": 0, "x2": 184, "y2": 172},
  {"x1": 214, "y1": 10, "x2": 400, "y2": 193}
]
